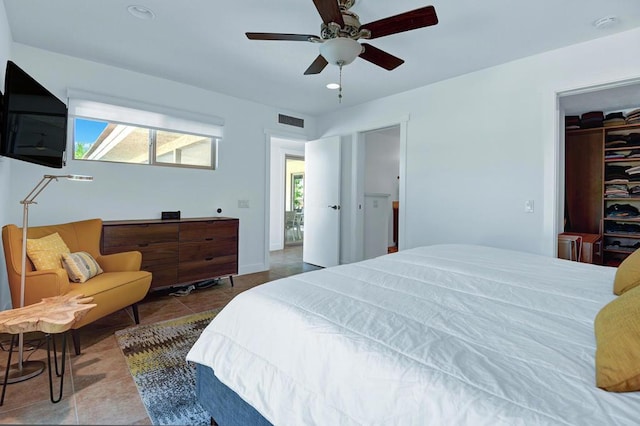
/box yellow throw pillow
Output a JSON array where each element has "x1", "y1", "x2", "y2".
[
  {"x1": 62, "y1": 252, "x2": 103, "y2": 283},
  {"x1": 613, "y1": 248, "x2": 640, "y2": 295},
  {"x1": 26, "y1": 232, "x2": 70, "y2": 271},
  {"x1": 594, "y1": 285, "x2": 640, "y2": 392}
]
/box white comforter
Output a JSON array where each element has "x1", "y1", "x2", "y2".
[{"x1": 187, "y1": 244, "x2": 640, "y2": 425}]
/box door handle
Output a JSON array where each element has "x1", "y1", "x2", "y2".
[{"x1": 328, "y1": 205, "x2": 341, "y2": 210}]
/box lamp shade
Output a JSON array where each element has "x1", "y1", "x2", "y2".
[
  {"x1": 67, "y1": 174, "x2": 93, "y2": 181},
  {"x1": 44, "y1": 174, "x2": 94, "y2": 181},
  {"x1": 319, "y1": 38, "x2": 363, "y2": 66}
]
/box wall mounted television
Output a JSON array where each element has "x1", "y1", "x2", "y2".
[{"x1": 0, "y1": 60, "x2": 68, "y2": 168}]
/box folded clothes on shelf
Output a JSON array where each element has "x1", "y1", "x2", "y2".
[
  {"x1": 580, "y1": 111, "x2": 604, "y2": 128},
  {"x1": 626, "y1": 108, "x2": 640, "y2": 124},
  {"x1": 604, "y1": 112, "x2": 626, "y2": 127},
  {"x1": 605, "y1": 184, "x2": 630, "y2": 198},
  {"x1": 605, "y1": 165, "x2": 630, "y2": 181},
  {"x1": 605, "y1": 239, "x2": 640, "y2": 252},
  {"x1": 565, "y1": 115, "x2": 580, "y2": 129},
  {"x1": 605, "y1": 221, "x2": 640, "y2": 234},
  {"x1": 606, "y1": 203, "x2": 640, "y2": 218}
]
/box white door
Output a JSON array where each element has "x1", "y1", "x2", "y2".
[{"x1": 303, "y1": 136, "x2": 341, "y2": 267}]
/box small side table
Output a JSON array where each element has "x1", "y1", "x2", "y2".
[{"x1": 0, "y1": 294, "x2": 96, "y2": 405}]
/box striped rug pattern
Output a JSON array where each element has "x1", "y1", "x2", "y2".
[{"x1": 115, "y1": 309, "x2": 220, "y2": 425}]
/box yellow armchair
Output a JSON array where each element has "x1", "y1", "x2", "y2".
[{"x1": 2, "y1": 218, "x2": 152, "y2": 354}]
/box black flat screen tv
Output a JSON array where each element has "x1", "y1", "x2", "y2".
[{"x1": 0, "y1": 60, "x2": 67, "y2": 168}]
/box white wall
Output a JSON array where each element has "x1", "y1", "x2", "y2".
[
  {"x1": 0, "y1": 3, "x2": 13, "y2": 310},
  {"x1": 364, "y1": 129, "x2": 400, "y2": 199},
  {"x1": 317, "y1": 27, "x2": 640, "y2": 258},
  {"x1": 363, "y1": 194, "x2": 390, "y2": 259},
  {"x1": 0, "y1": 43, "x2": 314, "y2": 309}
]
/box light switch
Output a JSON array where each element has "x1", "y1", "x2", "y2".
[{"x1": 524, "y1": 200, "x2": 534, "y2": 213}]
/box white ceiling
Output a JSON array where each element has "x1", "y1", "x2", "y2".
[{"x1": 3, "y1": 0, "x2": 640, "y2": 116}]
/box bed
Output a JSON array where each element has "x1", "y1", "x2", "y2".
[{"x1": 186, "y1": 244, "x2": 640, "y2": 425}]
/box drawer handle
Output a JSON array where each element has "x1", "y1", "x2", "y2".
[
  {"x1": 205, "y1": 238, "x2": 214, "y2": 241},
  {"x1": 205, "y1": 257, "x2": 214, "y2": 261},
  {"x1": 138, "y1": 243, "x2": 149, "y2": 247}
]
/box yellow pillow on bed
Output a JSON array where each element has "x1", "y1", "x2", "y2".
[
  {"x1": 594, "y1": 285, "x2": 640, "y2": 392},
  {"x1": 613, "y1": 248, "x2": 640, "y2": 295}
]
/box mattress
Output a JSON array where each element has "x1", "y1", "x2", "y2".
[{"x1": 187, "y1": 244, "x2": 640, "y2": 425}]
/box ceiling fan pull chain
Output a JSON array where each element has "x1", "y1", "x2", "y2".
[{"x1": 338, "y1": 62, "x2": 343, "y2": 103}]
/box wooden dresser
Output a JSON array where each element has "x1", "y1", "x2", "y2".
[{"x1": 101, "y1": 217, "x2": 239, "y2": 290}]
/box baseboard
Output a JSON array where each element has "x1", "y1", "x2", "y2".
[
  {"x1": 270, "y1": 242, "x2": 284, "y2": 251},
  {"x1": 238, "y1": 262, "x2": 268, "y2": 275}
]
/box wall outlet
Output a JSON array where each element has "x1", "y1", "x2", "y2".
[{"x1": 238, "y1": 200, "x2": 250, "y2": 208}]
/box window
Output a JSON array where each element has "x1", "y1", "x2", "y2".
[
  {"x1": 291, "y1": 173, "x2": 304, "y2": 211},
  {"x1": 74, "y1": 119, "x2": 218, "y2": 168},
  {"x1": 68, "y1": 91, "x2": 223, "y2": 170}
]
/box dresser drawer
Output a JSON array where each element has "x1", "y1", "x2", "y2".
[
  {"x1": 136, "y1": 242, "x2": 179, "y2": 262},
  {"x1": 178, "y1": 240, "x2": 237, "y2": 263},
  {"x1": 179, "y1": 255, "x2": 237, "y2": 283},
  {"x1": 103, "y1": 223, "x2": 179, "y2": 249},
  {"x1": 146, "y1": 265, "x2": 178, "y2": 289},
  {"x1": 180, "y1": 220, "x2": 238, "y2": 242}
]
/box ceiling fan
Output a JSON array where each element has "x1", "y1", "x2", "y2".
[{"x1": 246, "y1": 0, "x2": 439, "y2": 76}]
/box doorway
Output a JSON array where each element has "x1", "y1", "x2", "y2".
[
  {"x1": 265, "y1": 120, "x2": 407, "y2": 270},
  {"x1": 267, "y1": 135, "x2": 304, "y2": 262},
  {"x1": 361, "y1": 125, "x2": 400, "y2": 259},
  {"x1": 557, "y1": 79, "x2": 640, "y2": 263},
  {"x1": 285, "y1": 156, "x2": 305, "y2": 246}
]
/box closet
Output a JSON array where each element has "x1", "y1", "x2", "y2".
[{"x1": 565, "y1": 111, "x2": 640, "y2": 266}]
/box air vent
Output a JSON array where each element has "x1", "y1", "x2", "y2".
[{"x1": 278, "y1": 114, "x2": 304, "y2": 128}]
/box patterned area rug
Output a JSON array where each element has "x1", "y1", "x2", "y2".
[{"x1": 115, "y1": 309, "x2": 220, "y2": 425}]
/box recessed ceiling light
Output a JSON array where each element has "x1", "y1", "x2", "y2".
[
  {"x1": 127, "y1": 5, "x2": 155, "y2": 20},
  {"x1": 326, "y1": 83, "x2": 340, "y2": 90},
  {"x1": 593, "y1": 16, "x2": 618, "y2": 29}
]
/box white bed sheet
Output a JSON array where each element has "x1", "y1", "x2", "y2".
[{"x1": 187, "y1": 244, "x2": 640, "y2": 425}]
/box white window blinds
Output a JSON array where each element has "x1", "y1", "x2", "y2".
[{"x1": 67, "y1": 89, "x2": 224, "y2": 138}]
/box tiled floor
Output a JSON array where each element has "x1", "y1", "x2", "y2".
[{"x1": 0, "y1": 246, "x2": 318, "y2": 425}]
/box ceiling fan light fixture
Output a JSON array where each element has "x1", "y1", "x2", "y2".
[
  {"x1": 319, "y1": 38, "x2": 362, "y2": 66},
  {"x1": 326, "y1": 83, "x2": 341, "y2": 90}
]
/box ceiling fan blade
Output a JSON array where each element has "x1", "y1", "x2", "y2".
[
  {"x1": 304, "y1": 55, "x2": 329, "y2": 75},
  {"x1": 246, "y1": 32, "x2": 320, "y2": 42},
  {"x1": 312, "y1": 0, "x2": 345, "y2": 27},
  {"x1": 359, "y1": 43, "x2": 404, "y2": 71},
  {"x1": 362, "y1": 5, "x2": 438, "y2": 39}
]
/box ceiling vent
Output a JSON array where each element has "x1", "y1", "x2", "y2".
[{"x1": 278, "y1": 114, "x2": 304, "y2": 128}]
